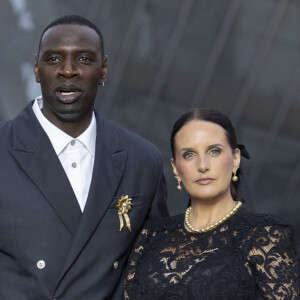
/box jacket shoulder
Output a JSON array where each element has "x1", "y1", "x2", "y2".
[
  {"x1": 100, "y1": 117, "x2": 163, "y2": 158},
  {"x1": 0, "y1": 120, "x2": 14, "y2": 145}
]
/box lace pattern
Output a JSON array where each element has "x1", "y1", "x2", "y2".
[{"x1": 124, "y1": 208, "x2": 299, "y2": 300}]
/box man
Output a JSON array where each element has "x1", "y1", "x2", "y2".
[{"x1": 0, "y1": 15, "x2": 168, "y2": 299}]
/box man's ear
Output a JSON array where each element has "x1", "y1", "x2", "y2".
[
  {"x1": 99, "y1": 55, "x2": 108, "y2": 85},
  {"x1": 34, "y1": 54, "x2": 40, "y2": 83}
]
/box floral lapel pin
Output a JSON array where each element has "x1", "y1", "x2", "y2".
[{"x1": 116, "y1": 195, "x2": 132, "y2": 232}]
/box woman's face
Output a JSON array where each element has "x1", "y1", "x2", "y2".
[{"x1": 171, "y1": 120, "x2": 240, "y2": 203}]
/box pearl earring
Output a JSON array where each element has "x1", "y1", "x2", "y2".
[
  {"x1": 232, "y1": 170, "x2": 238, "y2": 182},
  {"x1": 175, "y1": 176, "x2": 182, "y2": 191}
]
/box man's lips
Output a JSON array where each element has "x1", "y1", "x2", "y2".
[
  {"x1": 195, "y1": 178, "x2": 215, "y2": 185},
  {"x1": 55, "y1": 87, "x2": 82, "y2": 104}
]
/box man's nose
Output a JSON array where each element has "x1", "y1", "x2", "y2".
[{"x1": 58, "y1": 58, "x2": 79, "y2": 78}]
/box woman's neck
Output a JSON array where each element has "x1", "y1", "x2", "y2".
[{"x1": 189, "y1": 196, "x2": 236, "y2": 230}]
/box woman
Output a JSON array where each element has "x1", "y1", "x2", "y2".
[{"x1": 124, "y1": 108, "x2": 299, "y2": 299}]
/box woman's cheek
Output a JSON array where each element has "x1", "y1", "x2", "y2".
[
  {"x1": 176, "y1": 160, "x2": 194, "y2": 180},
  {"x1": 217, "y1": 154, "x2": 234, "y2": 178}
]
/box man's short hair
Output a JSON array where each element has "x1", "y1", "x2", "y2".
[{"x1": 38, "y1": 15, "x2": 104, "y2": 58}]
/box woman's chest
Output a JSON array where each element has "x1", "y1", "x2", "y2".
[{"x1": 135, "y1": 232, "x2": 257, "y2": 299}]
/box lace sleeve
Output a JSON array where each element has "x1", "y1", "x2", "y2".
[
  {"x1": 247, "y1": 223, "x2": 299, "y2": 299},
  {"x1": 124, "y1": 222, "x2": 151, "y2": 299}
]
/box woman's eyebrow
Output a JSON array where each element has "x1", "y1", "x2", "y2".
[
  {"x1": 178, "y1": 144, "x2": 225, "y2": 153},
  {"x1": 179, "y1": 147, "x2": 195, "y2": 153},
  {"x1": 207, "y1": 144, "x2": 224, "y2": 150}
]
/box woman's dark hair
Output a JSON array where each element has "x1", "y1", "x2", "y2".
[{"x1": 170, "y1": 108, "x2": 243, "y2": 201}]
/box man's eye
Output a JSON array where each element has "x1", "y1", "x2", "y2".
[
  {"x1": 183, "y1": 152, "x2": 195, "y2": 159},
  {"x1": 46, "y1": 57, "x2": 60, "y2": 62},
  {"x1": 78, "y1": 56, "x2": 91, "y2": 62}
]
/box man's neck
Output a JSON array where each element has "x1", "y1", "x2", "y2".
[{"x1": 41, "y1": 108, "x2": 94, "y2": 138}]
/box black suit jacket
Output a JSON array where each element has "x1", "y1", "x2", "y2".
[{"x1": 0, "y1": 103, "x2": 168, "y2": 299}]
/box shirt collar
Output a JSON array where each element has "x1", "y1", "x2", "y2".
[{"x1": 32, "y1": 96, "x2": 96, "y2": 157}]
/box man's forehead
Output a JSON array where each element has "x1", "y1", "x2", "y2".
[
  {"x1": 40, "y1": 24, "x2": 101, "y2": 52},
  {"x1": 43, "y1": 24, "x2": 98, "y2": 40}
]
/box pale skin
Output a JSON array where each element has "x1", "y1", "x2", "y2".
[{"x1": 171, "y1": 120, "x2": 241, "y2": 230}]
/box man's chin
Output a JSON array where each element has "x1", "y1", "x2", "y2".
[{"x1": 55, "y1": 111, "x2": 87, "y2": 122}]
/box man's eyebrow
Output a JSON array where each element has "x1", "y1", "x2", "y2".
[
  {"x1": 40, "y1": 49, "x2": 62, "y2": 55},
  {"x1": 40, "y1": 48, "x2": 98, "y2": 55}
]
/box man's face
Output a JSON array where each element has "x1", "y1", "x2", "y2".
[{"x1": 34, "y1": 24, "x2": 107, "y2": 125}]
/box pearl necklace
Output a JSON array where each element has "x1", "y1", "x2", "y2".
[{"x1": 184, "y1": 201, "x2": 242, "y2": 233}]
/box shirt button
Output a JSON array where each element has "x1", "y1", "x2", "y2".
[
  {"x1": 71, "y1": 140, "x2": 75, "y2": 146},
  {"x1": 72, "y1": 162, "x2": 77, "y2": 168},
  {"x1": 37, "y1": 260, "x2": 46, "y2": 269},
  {"x1": 113, "y1": 261, "x2": 119, "y2": 269}
]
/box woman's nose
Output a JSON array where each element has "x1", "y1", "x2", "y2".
[{"x1": 197, "y1": 156, "x2": 209, "y2": 173}]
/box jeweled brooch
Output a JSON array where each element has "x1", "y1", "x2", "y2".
[{"x1": 116, "y1": 195, "x2": 132, "y2": 232}]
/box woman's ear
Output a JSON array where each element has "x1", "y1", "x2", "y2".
[
  {"x1": 171, "y1": 158, "x2": 183, "y2": 191},
  {"x1": 171, "y1": 158, "x2": 180, "y2": 179},
  {"x1": 233, "y1": 148, "x2": 241, "y2": 172}
]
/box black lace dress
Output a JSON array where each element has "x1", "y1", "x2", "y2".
[{"x1": 124, "y1": 207, "x2": 299, "y2": 299}]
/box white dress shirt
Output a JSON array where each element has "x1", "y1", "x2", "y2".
[{"x1": 32, "y1": 96, "x2": 96, "y2": 212}]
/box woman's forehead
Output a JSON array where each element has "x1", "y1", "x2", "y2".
[{"x1": 175, "y1": 120, "x2": 228, "y2": 145}]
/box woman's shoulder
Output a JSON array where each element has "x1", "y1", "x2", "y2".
[
  {"x1": 231, "y1": 208, "x2": 297, "y2": 255},
  {"x1": 143, "y1": 214, "x2": 184, "y2": 232},
  {"x1": 236, "y1": 206, "x2": 293, "y2": 232}
]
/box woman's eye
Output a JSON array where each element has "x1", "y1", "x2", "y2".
[
  {"x1": 183, "y1": 152, "x2": 195, "y2": 159},
  {"x1": 210, "y1": 149, "x2": 221, "y2": 155}
]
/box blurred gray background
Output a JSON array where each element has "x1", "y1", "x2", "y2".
[{"x1": 1, "y1": 0, "x2": 299, "y2": 246}]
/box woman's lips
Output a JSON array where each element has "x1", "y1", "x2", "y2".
[
  {"x1": 56, "y1": 90, "x2": 82, "y2": 104},
  {"x1": 195, "y1": 178, "x2": 215, "y2": 185}
]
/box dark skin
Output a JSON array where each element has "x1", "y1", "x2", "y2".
[{"x1": 34, "y1": 24, "x2": 108, "y2": 137}]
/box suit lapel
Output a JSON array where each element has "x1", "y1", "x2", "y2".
[
  {"x1": 55, "y1": 115, "x2": 128, "y2": 287},
  {"x1": 9, "y1": 104, "x2": 82, "y2": 235}
]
